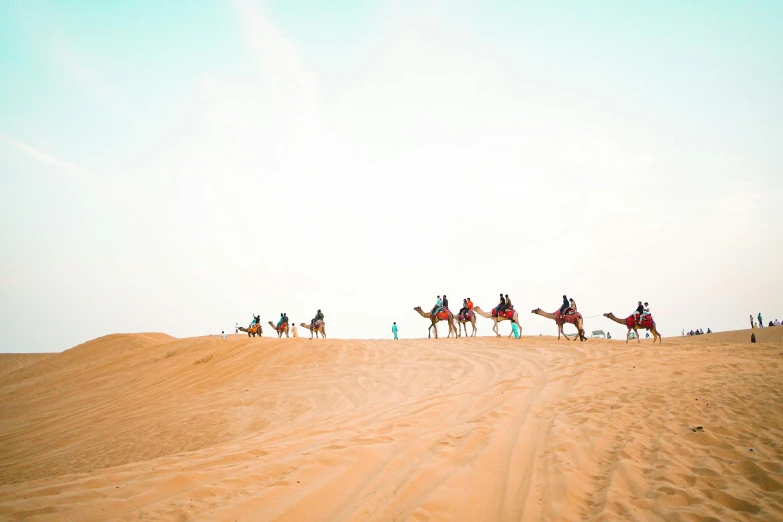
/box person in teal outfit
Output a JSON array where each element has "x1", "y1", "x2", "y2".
[
  {"x1": 392, "y1": 322, "x2": 398, "y2": 340},
  {"x1": 509, "y1": 322, "x2": 520, "y2": 339}
]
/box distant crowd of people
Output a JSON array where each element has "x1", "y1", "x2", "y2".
[
  {"x1": 750, "y1": 313, "x2": 780, "y2": 328},
  {"x1": 682, "y1": 328, "x2": 711, "y2": 336}
]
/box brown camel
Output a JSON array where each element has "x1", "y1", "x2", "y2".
[
  {"x1": 473, "y1": 306, "x2": 520, "y2": 337},
  {"x1": 456, "y1": 311, "x2": 478, "y2": 337},
  {"x1": 603, "y1": 312, "x2": 662, "y2": 344},
  {"x1": 268, "y1": 320, "x2": 290, "y2": 338},
  {"x1": 238, "y1": 323, "x2": 263, "y2": 337},
  {"x1": 531, "y1": 308, "x2": 587, "y2": 341},
  {"x1": 413, "y1": 307, "x2": 458, "y2": 339},
  {"x1": 300, "y1": 321, "x2": 326, "y2": 339}
]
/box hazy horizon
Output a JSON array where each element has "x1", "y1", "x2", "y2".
[{"x1": 1, "y1": 0, "x2": 782, "y2": 352}]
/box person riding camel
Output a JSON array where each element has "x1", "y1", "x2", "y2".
[
  {"x1": 276, "y1": 313, "x2": 285, "y2": 329},
  {"x1": 496, "y1": 293, "x2": 506, "y2": 316},
  {"x1": 458, "y1": 299, "x2": 468, "y2": 319},
  {"x1": 467, "y1": 297, "x2": 474, "y2": 314},
  {"x1": 431, "y1": 295, "x2": 442, "y2": 315},
  {"x1": 504, "y1": 294, "x2": 512, "y2": 310},
  {"x1": 442, "y1": 295, "x2": 449, "y2": 311},
  {"x1": 311, "y1": 309, "x2": 324, "y2": 330},
  {"x1": 640, "y1": 302, "x2": 650, "y2": 322},
  {"x1": 282, "y1": 312, "x2": 289, "y2": 325},
  {"x1": 569, "y1": 298, "x2": 577, "y2": 313},
  {"x1": 634, "y1": 301, "x2": 644, "y2": 325},
  {"x1": 559, "y1": 295, "x2": 570, "y2": 318},
  {"x1": 249, "y1": 314, "x2": 259, "y2": 329}
]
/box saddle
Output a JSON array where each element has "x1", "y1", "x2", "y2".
[
  {"x1": 436, "y1": 308, "x2": 451, "y2": 320},
  {"x1": 628, "y1": 315, "x2": 654, "y2": 329},
  {"x1": 277, "y1": 322, "x2": 288, "y2": 330},
  {"x1": 312, "y1": 320, "x2": 324, "y2": 328},
  {"x1": 492, "y1": 306, "x2": 514, "y2": 318},
  {"x1": 459, "y1": 310, "x2": 475, "y2": 321},
  {"x1": 554, "y1": 309, "x2": 580, "y2": 324}
]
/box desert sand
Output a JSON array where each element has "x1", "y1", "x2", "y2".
[{"x1": 1, "y1": 328, "x2": 782, "y2": 521}]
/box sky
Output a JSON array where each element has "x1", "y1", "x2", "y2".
[{"x1": 1, "y1": 0, "x2": 782, "y2": 352}]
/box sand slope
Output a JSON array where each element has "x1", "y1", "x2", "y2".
[
  {"x1": 0, "y1": 354, "x2": 53, "y2": 378},
  {"x1": 1, "y1": 330, "x2": 782, "y2": 521}
]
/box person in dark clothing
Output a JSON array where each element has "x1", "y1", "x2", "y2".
[
  {"x1": 458, "y1": 299, "x2": 468, "y2": 318},
  {"x1": 282, "y1": 313, "x2": 288, "y2": 324},
  {"x1": 559, "y1": 295, "x2": 569, "y2": 317},
  {"x1": 496, "y1": 293, "x2": 506, "y2": 316},
  {"x1": 311, "y1": 309, "x2": 324, "y2": 329},
  {"x1": 442, "y1": 295, "x2": 449, "y2": 311},
  {"x1": 634, "y1": 301, "x2": 644, "y2": 325}
]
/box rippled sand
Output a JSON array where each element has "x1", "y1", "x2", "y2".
[{"x1": 1, "y1": 328, "x2": 781, "y2": 521}]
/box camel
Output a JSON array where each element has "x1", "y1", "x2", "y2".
[
  {"x1": 300, "y1": 321, "x2": 326, "y2": 339},
  {"x1": 268, "y1": 320, "x2": 290, "y2": 338},
  {"x1": 238, "y1": 323, "x2": 263, "y2": 337},
  {"x1": 473, "y1": 306, "x2": 520, "y2": 337},
  {"x1": 531, "y1": 308, "x2": 587, "y2": 341},
  {"x1": 603, "y1": 312, "x2": 662, "y2": 344},
  {"x1": 456, "y1": 310, "x2": 478, "y2": 337},
  {"x1": 413, "y1": 307, "x2": 459, "y2": 339}
]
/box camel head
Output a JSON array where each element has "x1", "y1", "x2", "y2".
[
  {"x1": 413, "y1": 306, "x2": 423, "y2": 312},
  {"x1": 531, "y1": 308, "x2": 542, "y2": 314},
  {"x1": 602, "y1": 313, "x2": 612, "y2": 318}
]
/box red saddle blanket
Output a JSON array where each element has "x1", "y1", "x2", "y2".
[
  {"x1": 436, "y1": 308, "x2": 451, "y2": 320},
  {"x1": 491, "y1": 307, "x2": 515, "y2": 319},
  {"x1": 459, "y1": 310, "x2": 475, "y2": 321},
  {"x1": 276, "y1": 322, "x2": 288, "y2": 330},
  {"x1": 553, "y1": 310, "x2": 582, "y2": 325},
  {"x1": 312, "y1": 321, "x2": 324, "y2": 328},
  {"x1": 627, "y1": 315, "x2": 654, "y2": 329}
]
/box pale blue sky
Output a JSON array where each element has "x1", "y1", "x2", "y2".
[{"x1": 1, "y1": 0, "x2": 782, "y2": 351}]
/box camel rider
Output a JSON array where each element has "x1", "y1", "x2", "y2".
[
  {"x1": 282, "y1": 312, "x2": 289, "y2": 325},
  {"x1": 641, "y1": 302, "x2": 650, "y2": 321},
  {"x1": 496, "y1": 293, "x2": 506, "y2": 316},
  {"x1": 569, "y1": 298, "x2": 577, "y2": 313},
  {"x1": 442, "y1": 295, "x2": 449, "y2": 311},
  {"x1": 249, "y1": 314, "x2": 258, "y2": 329},
  {"x1": 276, "y1": 313, "x2": 285, "y2": 329},
  {"x1": 504, "y1": 294, "x2": 512, "y2": 310},
  {"x1": 634, "y1": 301, "x2": 644, "y2": 325},
  {"x1": 559, "y1": 295, "x2": 569, "y2": 318},
  {"x1": 467, "y1": 297, "x2": 474, "y2": 314},
  {"x1": 311, "y1": 309, "x2": 324, "y2": 329},
  {"x1": 431, "y1": 296, "x2": 442, "y2": 315},
  {"x1": 458, "y1": 299, "x2": 468, "y2": 319}
]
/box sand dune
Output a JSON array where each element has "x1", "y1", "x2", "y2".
[
  {"x1": 1, "y1": 330, "x2": 782, "y2": 521},
  {"x1": 0, "y1": 354, "x2": 53, "y2": 378}
]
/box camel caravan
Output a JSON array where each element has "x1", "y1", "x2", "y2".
[
  {"x1": 415, "y1": 295, "x2": 661, "y2": 343},
  {"x1": 238, "y1": 297, "x2": 661, "y2": 343},
  {"x1": 239, "y1": 310, "x2": 327, "y2": 339}
]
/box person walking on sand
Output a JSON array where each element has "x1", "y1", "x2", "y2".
[
  {"x1": 509, "y1": 321, "x2": 520, "y2": 339},
  {"x1": 291, "y1": 324, "x2": 298, "y2": 337},
  {"x1": 392, "y1": 322, "x2": 398, "y2": 340},
  {"x1": 750, "y1": 314, "x2": 754, "y2": 328},
  {"x1": 758, "y1": 312, "x2": 763, "y2": 327}
]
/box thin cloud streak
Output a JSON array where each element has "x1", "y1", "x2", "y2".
[{"x1": 1, "y1": 134, "x2": 87, "y2": 178}]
